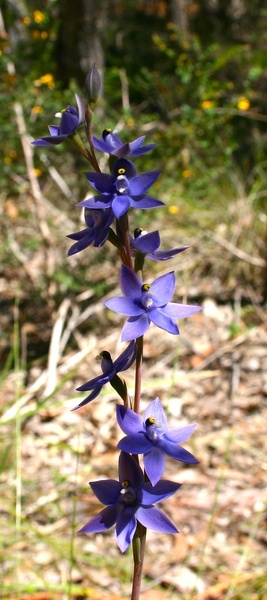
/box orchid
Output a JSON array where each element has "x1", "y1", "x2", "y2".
[
  {"x1": 105, "y1": 265, "x2": 201, "y2": 341},
  {"x1": 79, "y1": 451, "x2": 181, "y2": 552},
  {"x1": 74, "y1": 341, "x2": 137, "y2": 409},
  {"x1": 67, "y1": 207, "x2": 114, "y2": 256},
  {"x1": 117, "y1": 398, "x2": 198, "y2": 485},
  {"x1": 130, "y1": 228, "x2": 188, "y2": 261},
  {"x1": 32, "y1": 93, "x2": 85, "y2": 146},
  {"x1": 92, "y1": 130, "x2": 155, "y2": 157},
  {"x1": 77, "y1": 157, "x2": 163, "y2": 219}
]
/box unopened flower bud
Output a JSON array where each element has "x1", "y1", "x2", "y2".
[{"x1": 85, "y1": 63, "x2": 102, "y2": 104}]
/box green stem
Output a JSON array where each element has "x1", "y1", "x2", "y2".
[{"x1": 131, "y1": 522, "x2": 147, "y2": 600}]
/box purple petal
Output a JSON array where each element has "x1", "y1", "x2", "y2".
[
  {"x1": 105, "y1": 296, "x2": 144, "y2": 316},
  {"x1": 162, "y1": 302, "x2": 202, "y2": 318},
  {"x1": 130, "y1": 195, "x2": 164, "y2": 209},
  {"x1": 79, "y1": 505, "x2": 118, "y2": 533},
  {"x1": 120, "y1": 265, "x2": 142, "y2": 298},
  {"x1": 121, "y1": 313, "x2": 150, "y2": 341},
  {"x1": 112, "y1": 194, "x2": 131, "y2": 218},
  {"x1": 142, "y1": 480, "x2": 182, "y2": 504},
  {"x1": 78, "y1": 194, "x2": 113, "y2": 209},
  {"x1": 143, "y1": 397, "x2": 168, "y2": 431},
  {"x1": 113, "y1": 340, "x2": 137, "y2": 372},
  {"x1": 150, "y1": 272, "x2": 175, "y2": 306},
  {"x1": 164, "y1": 424, "x2": 197, "y2": 444},
  {"x1": 72, "y1": 384, "x2": 103, "y2": 410},
  {"x1": 85, "y1": 172, "x2": 114, "y2": 193},
  {"x1": 90, "y1": 480, "x2": 122, "y2": 505},
  {"x1": 150, "y1": 246, "x2": 188, "y2": 261},
  {"x1": 131, "y1": 231, "x2": 160, "y2": 253},
  {"x1": 129, "y1": 171, "x2": 161, "y2": 195},
  {"x1": 118, "y1": 434, "x2": 152, "y2": 454},
  {"x1": 116, "y1": 404, "x2": 144, "y2": 435},
  {"x1": 144, "y1": 447, "x2": 165, "y2": 486},
  {"x1": 119, "y1": 451, "x2": 144, "y2": 488},
  {"x1": 75, "y1": 93, "x2": 86, "y2": 124},
  {"x1": 60, "y1": 111, "x2": 78, "y2": 135},
  {"x1": 157, "y1": 438, "x2": 199, "y2": 463},
  {"x1": 116, "y1": 512, "x2": 136, "y2": 552},
  {"x1": 136, "y1": 506, "x2": 178, "y2": 533},
  {"x1": 149, "y1": 308, "x2": 179, "y2": 335}
]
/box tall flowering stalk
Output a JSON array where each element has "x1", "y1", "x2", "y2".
[{"x1": 33, "y1": 65, "x2": 201, "y2": 600}]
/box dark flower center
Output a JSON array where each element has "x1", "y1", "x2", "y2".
[
  {"x1": 141, "y1": 284, "x2": 154, "y2": 309},
  {"x1": 145, "y1": 417, "x2": 159, "y2": 441},
  {"x1": 121, "y1": 481, "x2": 137, "y2": 505}
]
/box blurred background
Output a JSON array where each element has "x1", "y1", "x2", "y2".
[{"x1": 0, "y1": 1, "x2": 266, "y2": 599}]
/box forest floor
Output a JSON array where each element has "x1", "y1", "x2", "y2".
[{"x1": 0, "y1": 184, "x2": 267, "y2": 600}]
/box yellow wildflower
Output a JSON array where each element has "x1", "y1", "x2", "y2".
[
  {"x1": 168, "y1": 205, "x2": 180, "y2": 215},
  {"x1": 33, "y1": 10, "x2": 45, "y2": 23},
  {"x1": 31, "y1": 105, "x2": 43, "y2": 115},
  {"x1": 237, "y1": 96, "x2": 250, "y2": 111},
  {"x1": 200, "y1": 100, "x2": 214, "y2": 110},
  {"x1": 33, "y1": 168, "x2": 43, "y2": 177},
  {"x1": 182, "y1": 169, "x2": 192, "y2": 178},
  {"x1": 34, "y1": 74, "x2": 55, "y2": 89}
]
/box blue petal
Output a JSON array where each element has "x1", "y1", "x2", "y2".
[
  {"x1": 150, "y1": 246, "x2": 188, "y2": 261},
  {"x1": 85, "y1": 172, "x2": 114, "y2": 193},
  {"x1": 121, "y1": 313, "x2": 150, "y2": 341},
  {"x1": 116, "y1": 404, "x2": 144, "y2": 435},
  {"x1": 113, "y1": 340, "x2": 137, "y2": 372},
  {"x1": 112, "y1": 194, "x2": 131, "y2": 218},
  {"x1": 150, "y1": 272, "x2": 175, "y2": 306},
  {"x1": 72, "y1": 384, "x2": 103, "y2": 410},
  {"x1": 157, "y1": 438, "x2": 199, "y2": 463},
  {"x1": 149, "y1": 308, "x2": 179, "y2": 335},
  {"x1": 79, "y1": 505, "x2": 118, "y2": 533},
  {"x1": 164, "y1": 424, "x2": 197, "y2": 444},
  {"x1": 118, "y1": 434, "x2": 152, "y2": 454},
  {"x1": 90, "y1": 480, "x2": 122, "y2": 505},
  {"x1": 105, "y1": 296, "x2": 144, "y2": 316},
  {"x1": 144, "y1": 447, "x2": 165, "y2": 486},
  {"x1": 130, "y1": 195, "x2": 164, "y2": 209},
  {"x1": 143, "y1": 398, "x2": 168, "y2": 431},
  {"x1": 162, "y1": 302, "x2": 202, "y2": 318},
  {"x1": 116, "y1": 510, "x2": 137, "y2": 552},
  {"x1": 136, "y1": 506, "x2": 178, "y2": 533},
  {"x1": 141, "y1": 480, "x2": 182, "y2": 504},
  {"x1": 78, "y1": 194, "x2": 113, "y2": 209},
  {"x1": 120, "y1": 265, "x2": 142, "y2": 298},
  {"x1": 129, "y1": 171, "x2": 161, "y2": 195},
  {"x1": 118, "y1": 451, "x2": 144, "y2": 488},
  {"x1": 131, "y1": 231, "x2": 160, "y2": 254}
]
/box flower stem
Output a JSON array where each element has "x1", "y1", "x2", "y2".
[
  {"x1": 131, "y1": 522, "x2": 147, "y2": 600},
  {"x1": 133, "y1": 336, "x2": 143, "y2": 415}
]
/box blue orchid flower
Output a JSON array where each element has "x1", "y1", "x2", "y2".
[
  {"x1": 73, "y1": 341, "x2": 137, "y2": 409},
  {"x1": 77, "y1": 157, "x2": 163, "y2": 219},
  {"x1": 104, "y1": 265, "x2": 201, "y2": 341},
  {"x1": 92, "y1": 129, "x2": 155, "y2": 157},
  {"x1": 32, "y1": 93, "x2": 85, "y2": 146},
  {"x1": 130, "y1": 228, "x2": 188, "y2": 261},
  {"x1": 79, "y1": 451, "x2": 181, "y2": 552},
  {"x1": 117, "y1": 398, "x2": 198, "y2": 485},
  {"x1": 67, "y1": 207, "x2": 114, "y2": 256}
]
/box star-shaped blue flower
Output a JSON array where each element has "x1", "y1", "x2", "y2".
[
  {"x1": 32, "y1": 93, "x2": 85, "y2": 146},
  {"x1": 117, "y1": 398, "x2": 198, "y2": 485},
  {"x1": 77, "y1": 157, "x2": 163, "y2": 219},
  {"x1": 130, "y1": 228, "x2": 188, "y2": 261},
  {"x1": 67, "y1": 207, "x2": 114, "y2": 256},
  {"x1": 104, "y1": 265, "x2": 201, "y2": 341},
  {"x1": 73, "y1": 341, "x2": 137, "y2": 409},
  {"x1": 79, "y1": 451, "x2": 181, "y2": 552},
  {"x1": 92, "y1": 129, "x2": 156, "y2": 157}
]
